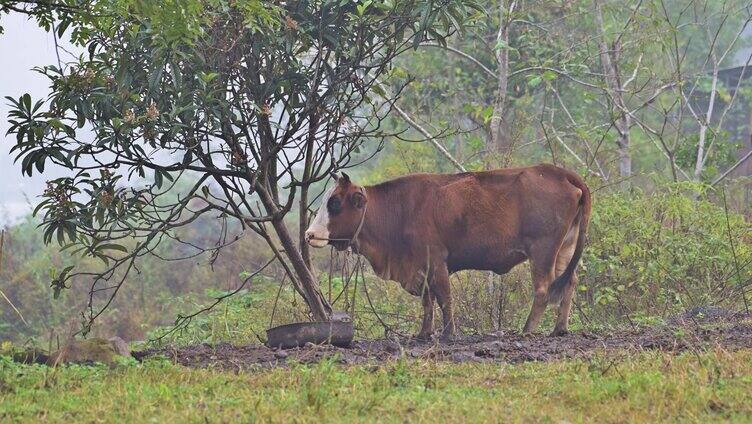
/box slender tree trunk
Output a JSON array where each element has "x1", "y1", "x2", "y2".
[
  {"x1": 489, "y1": 0, "x2": 516, "y2": 158},
  {"x1": 256, "y1": 182, "x2": 331, "y2": 321},
  {"x1": 258, "y1": 114, "x2": 279, "y2": 202},
  {"x1": 256, "y1": 224, "x2": 315, "y2": 310},
  {"x1": 615, "y1": 117, "x2": 632, "y2": 178},
  {"x1": 299, "y1": 110, "x2": 319, "y2": 271},
  {"x1": 695, "y1": 62, "x2": 719, "y2": 180},
  {"x1": 271, "y1": 215, "x2": 331, "y2": 321},
  {"x1": 594, "y1": 0, "x2": 631, "y2": 178},
  {"x1": 299, "y1": 182, "x2": 313, "y2": 272}
]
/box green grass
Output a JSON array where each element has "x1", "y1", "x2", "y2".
[{"x1": 2, "y1": 349, "x2": 752, "y2": 423}]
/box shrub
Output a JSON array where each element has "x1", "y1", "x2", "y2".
[{"x1": 580, "y1": 183, "x2": 752, "y2": 324}]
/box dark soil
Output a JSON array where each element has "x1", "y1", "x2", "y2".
[{"x1": 136, "y1": 308, "x2": 752, "y2": 371}]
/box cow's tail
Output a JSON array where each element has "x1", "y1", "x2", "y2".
[{"x1": 547, "y1": 175, "x2": 591, "y2": 304}]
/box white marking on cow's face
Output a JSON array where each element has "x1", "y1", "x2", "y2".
[{"x1": 305, "y1": 185, "x2": 336, "y2": 248}]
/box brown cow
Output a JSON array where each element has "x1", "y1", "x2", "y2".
[{"x1": 305, "y1": 164, "x2": 591, "y2": 339}]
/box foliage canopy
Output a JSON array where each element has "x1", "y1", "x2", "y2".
[{"x1": 5, "y1": 0, "x2": 480, "y2": 328}]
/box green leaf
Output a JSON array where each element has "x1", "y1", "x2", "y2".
[
  {"x1": 22, "y1": 93, "x2": 31, "y2": 112},
  {"x1": 199, "y1": 72, "x2": 219, "y2": 83},
  {"x1": 97, "y1": 243, "x2": 128, "y2": 253},
  {"x1": 154, "y1": 170, "x2": 163, "y2": 188},
  {"x1": 542, "y1": 70, "x2": 557, "y2": 81},
  {"x1": 372, "y1": 84, "x2": 385, "y2": 97}
]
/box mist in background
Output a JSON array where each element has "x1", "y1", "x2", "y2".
[{"x1": 0, "y1": 13, "x2": 80, "y2": 226}]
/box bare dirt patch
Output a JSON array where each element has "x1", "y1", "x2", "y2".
[{"x1": 136, "y1": 308, "x2": 752, "y2": 370}]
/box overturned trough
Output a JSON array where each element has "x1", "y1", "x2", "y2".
[{"x1": 266, "y1": 320, "x2": 354, "y2": 349}]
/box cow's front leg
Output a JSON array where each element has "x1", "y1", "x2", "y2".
[
  {"x1": 416, "y1": 290, "x2": 435, "y2": 340},
  {"x1": 432, "y1": 265, "x2": 457, "y2": 341}
]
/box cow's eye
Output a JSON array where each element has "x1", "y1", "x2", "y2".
[{"x1": 327, "y1": 196, "x2": 341, "y2": 214}]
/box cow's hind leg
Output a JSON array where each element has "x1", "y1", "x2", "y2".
[
  {"x1": 432, "y1": 265, "x2": 457, "y2": 341},
  {"x1": 416, "y1": 290, "x2": 435, "y2": 340},
  {"x1": 522, "y1": 242, "x2": 557, "y2": 335},
  {"x1": 552, "y1": 236, "x2": 578, "y2": 336}
]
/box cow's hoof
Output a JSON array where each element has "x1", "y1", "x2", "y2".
[{"x1": 549, "y1": 328, "x2": 569, "y2": 337}]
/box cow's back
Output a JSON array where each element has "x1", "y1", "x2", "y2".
[{"x1": 429, "y1": 164, "x2": 584, "y2": 273}]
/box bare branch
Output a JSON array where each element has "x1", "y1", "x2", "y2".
[
  {"x1": 374, "y1": 81, "x2": 467, "y2": 172},
  {"x1": 711, "y1": 150, "x2": 752, "y2": 187},
  {"x1": 420, "y1": 42, "x2": 496, "y2": 78}
]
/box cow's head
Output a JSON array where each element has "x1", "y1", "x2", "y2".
[{"x1": 305, "y1": 172, "x2": 367, "y2": 250}]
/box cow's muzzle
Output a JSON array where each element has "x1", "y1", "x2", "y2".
[{"x1": 305, "y1": 230, "x2": 329, "y2": 248}]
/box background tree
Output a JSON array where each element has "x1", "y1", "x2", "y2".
[{"x1": 376, "y1": 0, "x2": 751, "y2": 187}]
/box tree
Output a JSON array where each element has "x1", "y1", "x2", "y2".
[
  {"x1": 5, "y1": 0, "x2": 478, "y2": 330},
  {"x1": 656, "y1": 0, "x2": 752, "y2": 183},
  {"x1": 488, "y1": 0, "x2": 515, "y2": 158},
  {"x1": 377, "y1": 0, "x2": 752, "y2": 186}
]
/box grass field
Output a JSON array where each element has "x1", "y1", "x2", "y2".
[{"x1": 2, "y1": 349, "x2": 752, "y2": 423}]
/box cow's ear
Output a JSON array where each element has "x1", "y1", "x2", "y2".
[
  {"x1": 339, "y1": 172, "x2": 351, "y2": 186},
  {"x1": 350, "y1": 191, "x2": 366, "y2": 209}
]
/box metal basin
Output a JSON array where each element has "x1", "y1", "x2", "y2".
[{"x1": 266, "y1": 320, "x2": 354, "y2": 349}]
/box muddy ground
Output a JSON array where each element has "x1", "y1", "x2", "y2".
[{"x1": 136, "y1": 307, "x2": 752, "y2": 370}]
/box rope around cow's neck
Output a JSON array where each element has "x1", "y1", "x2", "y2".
[
  {"x1": 301, "y1": 187, "x2": 397, "y2": 336},
  {"x1": 320, "y1": 188, "x2": 403, "y2": 337},
  {"x1": 326, "y1": 247, "x2": 401, "y2": 338},
  {"x1": 349, "y1": 187, "x2": 368, "y2": 252}
]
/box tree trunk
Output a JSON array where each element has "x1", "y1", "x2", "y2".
[
  {"x1": 489, "y1": 0, "x2": 516, "y2": 158},
  {"x1": 694, "y1": 62, "x2": 719, "y2": 180},
  {"x1": 594, "y1": 0, "x2": 632, "y2": 179},
  {"x1": 615, "y1": 116, "x2": 632, "y2": 178},
  {"x1": 270, "y1": 215, "x2": 331, "y2": 321},
  {"x1": 299, "y1": 110, "x2": 319, "y2": 272},
  {"x1": 256, "y1": 182, "x2": 331, "y2": 321}
]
